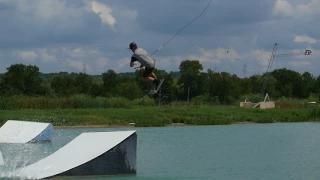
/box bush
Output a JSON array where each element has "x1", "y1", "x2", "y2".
[
  {"x1": 133, "y1": 96, "x2": 155, "y2": 106},
  {"x1": 308, "y1": 107, "x2": 320, "y2": 120},
  {"x1": 191, "y1": 94, "x2": 220, "y2": 105},
  {"x1": 239, "y1": 94, "x2": 265, "y2": 103},
  {"x1": 275, "y1": 97, "x2": 308, "y2": 109},
  {"x1": 308, "y1": 93, "x2": 319, "y2": 103},
  {"x1": 0, "y1": 95, "x2": 133, "y2": 109}
]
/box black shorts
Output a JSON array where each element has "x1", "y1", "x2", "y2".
[{"x1": 142, "y1": 67, "x2": 154, "y2": 77}]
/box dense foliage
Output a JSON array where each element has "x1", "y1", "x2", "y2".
[{"x1": 0, "y1": 61, "x2": 319, "y2": 106}]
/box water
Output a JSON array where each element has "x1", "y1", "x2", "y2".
[{"x1": 1, "y1": 123, "x2": 320, "y2": 180}]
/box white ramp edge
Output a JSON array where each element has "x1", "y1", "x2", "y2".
[
  {"x1": 11, "y1": 130, "x2": 136, "y2": 180},
  {"x1": 0, "y1": 151, "x2": 4, "y2": 166},
  {"x1": 0, "y1": 120, "x2": 53, "y2": 143}
]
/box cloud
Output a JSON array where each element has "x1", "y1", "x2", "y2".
[
  {"x1": 251, "y1": 49, "x2": 272, "y2": 66},
  {"x1": 94, "y1": 57, "x2": 108, "y2": 72},
  {"x1": 274, "y1": 0, "x2": 320, "y2": 19},
  {"x1": 33, "y1": 0, "x2": 74, "y2": 19},
  {"x1": 17, "y1": 51, "x2": 38, "y2": 62},
  {"x1": 289, "y1": 61, "x2": 311, "y2": 67},
  {"x1": 90, "y1": 1, "x2": 116, "y2": 28},
  {"x1": 66, "y1": 59, "x2": 90, "y2": 72},
  {"x1": 39, "y1": 49, "x2": 57, "y2": 63},
  {"x1": 155, "y1": 56, "x2": 183, "y2": 70},
  {"x1": 70, "y1": 48, "x2": 84, "y2": 58},
  {"x1": 1, "y1": 0, "x2": 320, "y2": 78},
  {"x1": 13, "y1": 49, "x2": 58, "y2": 63},
  {"x1": 134, "y1": 0, "x2": 274, "y2": 36},
  {"x1": 69, "y1": 47, "x2": 101, "y2": 59},
  {"x1": 296, "y1": 0, "x2": 320, "y2": 18},
  {"x1": 14, "y1": 0, "x2": 83, "y2": 20},
  {"x1": 114, "y1": 58, "x2": 130, "y2": 72},
  {"x1": 294, "y1": 35, "x2": 317, "y2": 44},
  {"x1": 120, "y1": 8, "x2": 137, "y2": 20},
  {"x1": 274, "y1": 0, "x2": 294, "y2": 17},
  {"x1": 215, "y1": 48, "x2": 240, "y2": 61},
  {"x1": 187, "y1": 48, "x2": 240, "y2": 65},
  {"x1": 252, "y1": 35, "x2": 258, "y2": 44},
  {"x1": 67, "y1": 56, "x2": 108, "y2": 74},
  {"x1": 0, "y1": 0, "x2": 116, "y2": 49}
]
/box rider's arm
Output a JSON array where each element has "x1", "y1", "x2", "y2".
[{"x1": 130, "y1": 56, "x2": 138, "y2": 67}]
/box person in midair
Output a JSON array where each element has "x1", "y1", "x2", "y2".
[{"x1": 128, "y1": 42, "x2": 161, "y2": 86}]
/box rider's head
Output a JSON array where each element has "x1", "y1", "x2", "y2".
[{"x1": 129, "y1": 42, "x2": 137, "y2": 52}]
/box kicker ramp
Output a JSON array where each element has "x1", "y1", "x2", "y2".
[
  {"x1": 12, "y1": 130, "x2": 137, "y2": 179},
  {"x1": 0, "y1": 120, "x2": 53, "y2": 143}
]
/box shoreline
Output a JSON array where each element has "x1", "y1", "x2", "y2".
[{"x1": 54, "y1": 121, "x2": 257, "y2": 129}]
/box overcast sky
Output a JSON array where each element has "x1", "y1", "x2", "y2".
[{"x1": 0, "y1": 0, "x2": 319, "y2": 77}]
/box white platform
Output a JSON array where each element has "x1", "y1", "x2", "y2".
[
  {"x1": 0, "y1": 151, "x2": 4, "y2": 166},
  {"x1": 0, "y1": 120, "x2": 53, "y2": 143},
  {"x1": 11, "y1": 130, "x2": 136, "y2": 180}
]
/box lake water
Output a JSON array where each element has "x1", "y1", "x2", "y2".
[{"x1": 1, "y1": 123, "x2": 320, "y2": 180}]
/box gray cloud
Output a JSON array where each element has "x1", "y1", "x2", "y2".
[
  {"x1": 134, "y1": 0, "x2": 275, "y2": 36},
  {"x1": 0, "y1": 0, "x2": 114, "y2": 49},
  {"x1": 0, "y1": 0, "x2": 319, "y2": 78}
]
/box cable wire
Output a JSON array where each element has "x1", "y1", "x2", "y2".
[{"x1": 150, "y1": 0, "x2": 213, "y2": 57}]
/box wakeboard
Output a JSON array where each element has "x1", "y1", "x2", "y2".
[{"x1": 149, "y1": 78, "x2": 164, "y2": 95}]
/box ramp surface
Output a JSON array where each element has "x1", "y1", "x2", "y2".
[
  {"x1": 0, "y1": 120, "x2": 53, "y2": 143},
  {"x1": 12, "y1": 130, "x2": 136, "y2": 180}
]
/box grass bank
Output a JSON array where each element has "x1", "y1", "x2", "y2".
[{"x1": 0, "y1": 105, "x2": 320, "y2": 127}]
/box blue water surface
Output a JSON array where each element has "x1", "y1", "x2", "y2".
[{"x1": 1, "y1": 123, "x2": 320, "y2": 180}]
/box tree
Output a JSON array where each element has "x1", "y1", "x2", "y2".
[
  {"x1": 159, "y1": 73, "x2": 175, "y2": 103},
  {"x1": 75, "y1": 73, "x2": 93, "y2": 95},
  {"x1": 208, "y1": 71, "x2": 239, "y2": 104},
  {"x1": 198, "y1": 72, "x2": 209, "y2": 96},
  {"x1": 270, "y1": 68, "x2": 303, "y2": 98},
  {"x1": 115, "y1": 81, "x2": 143, "y2": 100},
  {"x1": 261, "y1": 75, "x2": 278, "y2": 97},
  {"x1": 177, "y1": 60, "x2": 204, "y2": 101},
  {"x1": 90, "y1": 83, "x2": 103, "y2": 97},
  {"x1": 102, "y1": 69, "x2": 117, "y2": 97},
  {"x1": 301, "y1": 72, "x2": 316, "y2": 98},
  {"x1": 316, "y1": 75, "x2": 320, "y2": 100},
  {"x1": 0, "y1": 64, "x2": 45, "y2": 96},
  {"x1": 239, "y1": 77, "x2": 253, "y2": 95},
  {"x1": 250, "y1": 74, "x2": 263, "y2": 94},
  {"x1": 51, "y1": 75, "x2": 76, "y2": 97}
]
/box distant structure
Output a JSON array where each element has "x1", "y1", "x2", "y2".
[
  {"x1": 304, "y1": 50, "x2": 312, "y2": 55},
  {"x1": 82, "y1": 62, "x2": 87, "y2": 74},
  {"x1": 242, "y1": 64, "x2": 247, "y2": 78}
]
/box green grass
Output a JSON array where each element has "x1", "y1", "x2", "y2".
[
  {"x1": 0, "y1": 105, "x2": 320, "y2": 127},
  {"x1": 0, "y1": 95, "x2": 136, "y2": 109}
]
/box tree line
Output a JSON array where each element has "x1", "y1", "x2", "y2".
[{"x1": 0, "y1": 60, "x2": 319, "y2": 105}]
